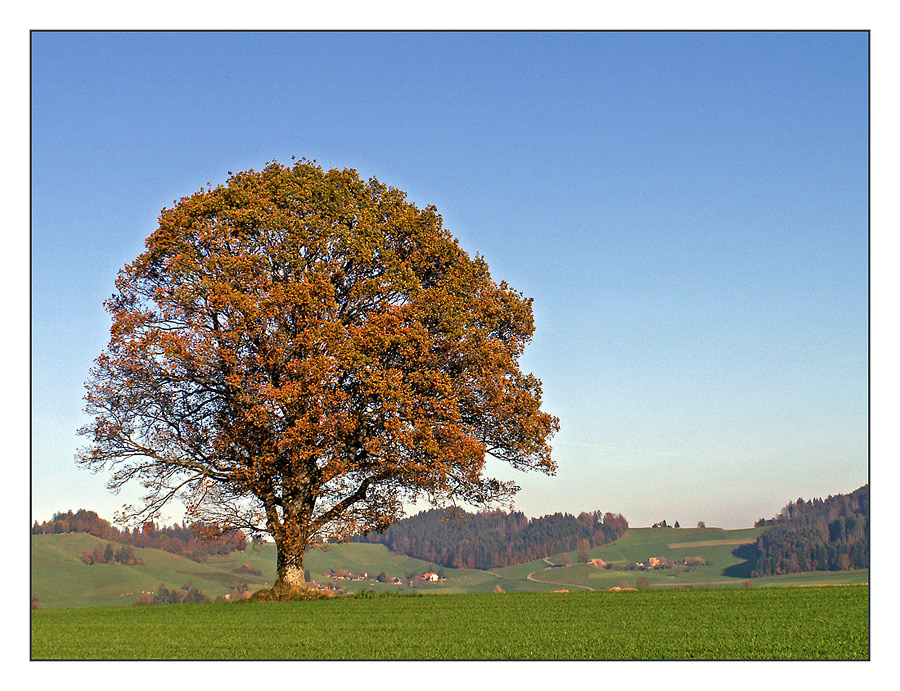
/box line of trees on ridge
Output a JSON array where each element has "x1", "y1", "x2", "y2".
[
  {"x1": 354, "y1": 507, "x2": 629, "y2": 569},
  {"x1": 750, "y1": 484, "x2": 868, "y2": 576},
  {"x1": 32, "y1": 509, "x2": 248, "y2": 562}
]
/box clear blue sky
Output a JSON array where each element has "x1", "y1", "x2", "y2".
[{"x1": 31, "y1": 31, "x2": 869, "y2": 529}]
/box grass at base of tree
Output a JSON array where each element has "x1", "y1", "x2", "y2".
[{"x1": 31, "y1": 584, "x2": 867, "y2": 660}]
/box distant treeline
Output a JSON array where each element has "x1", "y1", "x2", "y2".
[
  {"x1": 354, "y1": 508, "x2": 629, "y2": 569},
  {"x1": 81, "y1": 541, "x2": 143, "y2": 566},
  {"x1": 32, "y1": 509, "x2": 247, "y2": 562},
  {"x1": 750, "y1": 485, "x2": 868, "y2": 577},
  {"x1": 133, "y1": 583, "x2": 211, "y2": 606}
]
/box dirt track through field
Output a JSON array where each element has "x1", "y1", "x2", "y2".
[
  {"x1": 525, "y1": 564, "x2": 594, "y2": 591},
  {"x1": 667, "y1": 538, "x2": 756, "y2": 549},
  {"x1": 652, "y1": 581, "x2": 737, "y2": 587}
]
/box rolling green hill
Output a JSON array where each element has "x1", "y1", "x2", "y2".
[
  {"x1": 31, "y1": 533, "x2": 495, "y2": 608},
  {"x1": 31, "y1": 533, "x2": 274, "y2": 608},
  {"x1": 31, "y1": 525, "x2": 868, "y2": 609}
]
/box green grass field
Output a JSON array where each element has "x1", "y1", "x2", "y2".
[{"x1": 31, "y1": 585, "x2": 868, "y2": 660}]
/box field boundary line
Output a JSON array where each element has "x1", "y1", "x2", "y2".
[{"x1": 667, "y1": 538, "x2": 757, "y2": 549}]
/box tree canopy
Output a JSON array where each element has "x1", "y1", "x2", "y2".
[{"x1": 78, "y1": 160, "x2": 559, "y2": 590}]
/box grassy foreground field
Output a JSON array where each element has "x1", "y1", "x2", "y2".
[{"x1": 31, "y1": 585, "x2": 868, "y2": 660}]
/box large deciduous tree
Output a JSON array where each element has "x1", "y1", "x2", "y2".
[{"x1": 78, "y1": 160, "x2": 558, "y2": 591}]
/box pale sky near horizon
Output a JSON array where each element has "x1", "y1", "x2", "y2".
[{"x1": 30, "y1": 30, "x2": 870, "y2": 530}]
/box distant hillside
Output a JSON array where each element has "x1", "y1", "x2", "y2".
[
  {"x1": 32, "y1": 509, "x2": 249, "y2": 562},
  {"x1": 32, "y1": 522, "x2": 868, "y2": 609},
  {"x1": 750, "y1": 485, "x2": 869, "y2": 576},
  {"x1": 30, "y1": 532, "x2": 481, "y2": 608},
  {"x1": 30, "y1": 531, "x2": 275, "y2": 609},
  {"x1": 354, "y1": 507, "x2": 628, "y2": 569}
]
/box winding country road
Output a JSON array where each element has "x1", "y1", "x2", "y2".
[
  {"x1": 488, "y1": 557, "x2": 595, "y2": 591},
  {"x1": 526, "y1": 562, "x2": 595, "y2": 591}
]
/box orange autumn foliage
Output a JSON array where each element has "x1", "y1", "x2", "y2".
[{"x1": 78, "y1": 160, "x2": 558, "y2": 589}]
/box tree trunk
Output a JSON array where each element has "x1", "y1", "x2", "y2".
[
  {"x1": 275, "y1": 542, "x2": 306, "y2": 592},
  {"x1": 272, "y1": 509, "x2": 310, "y2": 593}
]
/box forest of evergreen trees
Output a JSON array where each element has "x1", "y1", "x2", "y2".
[
  {"x1": 750, "y1": 485, "x2": 868, "y2": 576},
  {"x1": 354, "y1": 507, "x2": 629, "y2": 569},
  {"x1": 32, "y1": 509, "x2": 248, "y2": 562}
]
